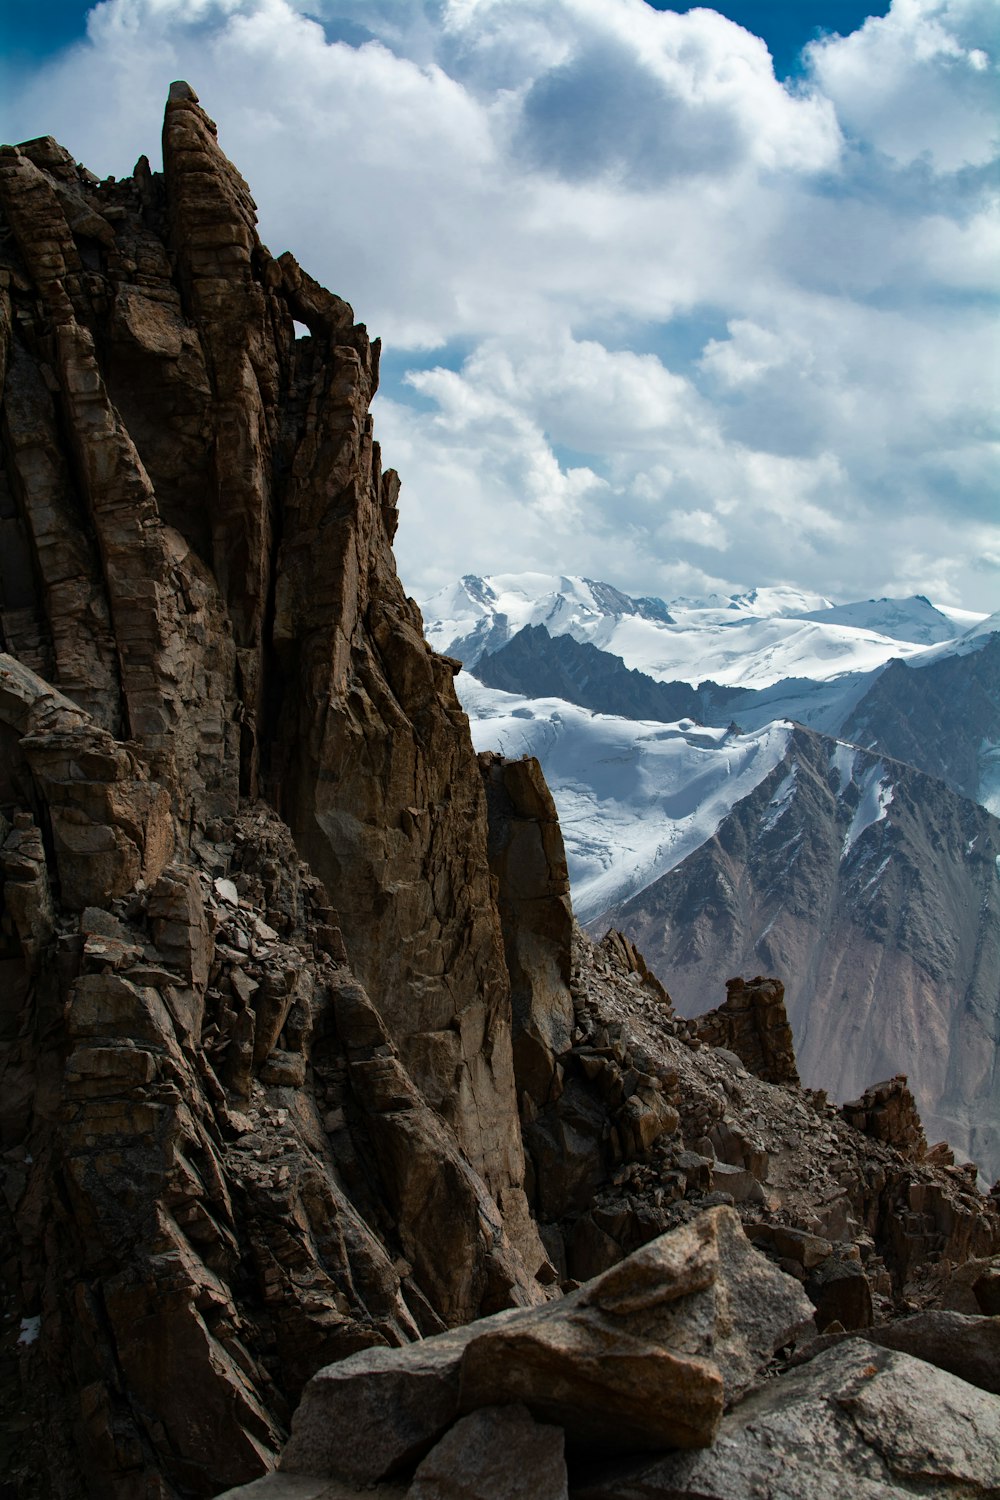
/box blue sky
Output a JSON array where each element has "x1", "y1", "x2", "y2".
[
  {"x1": 1, "y1": 2, "x2": 997, "y2": 611},
  {"x1": 1, "y1": 2, "x2": 889, "y2": 71}
]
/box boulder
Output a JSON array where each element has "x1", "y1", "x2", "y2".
[
  {"x1": 282, "y1": 1208, "x2": 814, "y2": 1481},
  {"x1": 280, "y1": 1323, "x2": 490, "y2": 1481},
  {"x1": 574, "y1": 1341, "x2": 1000, "y2": 1498},
  {"x1": 408, "y1": 1404, "x2": 567, "y2": 1500}
]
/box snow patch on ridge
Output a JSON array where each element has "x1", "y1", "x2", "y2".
[
  {"x1": 842, "y1": 762, "x2": 895, "y2": 858},
  {"x1": 829, "y1": 740, "x2": 857, "y2": 796},
  {"x1": 760, "y1": 767, "x2": 797, "y2": 833}
]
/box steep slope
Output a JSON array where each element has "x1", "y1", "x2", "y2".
[
  {"x1": 842, "y1": 632, "x2": 1000, "y2": 813},
  {"x1": 602, "y1": 727, "x2": 1000, "y2": 1179}
]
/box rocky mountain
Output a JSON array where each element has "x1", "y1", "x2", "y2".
[
  {"x1": 600, "y1": 726, "x2": 1000, "y2": 1181},
  {"x1": 476, "y1": 623, "x2": 703, "y2": 723},
  {"x1": 2, "y1": 86, "x2": 999, "y2": 1500},
  {"x1": 841, "y1": 631, "x2": 1000, "y2": 814}
]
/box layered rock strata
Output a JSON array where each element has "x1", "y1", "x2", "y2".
[{"x1": 0, "y1": 86, "x2": 546, "y2": 1499}]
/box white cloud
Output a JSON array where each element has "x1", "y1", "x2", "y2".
[
  {"x1": 806, "y1": 0, "x2": 999, "y2": 172},
  {"x1": 0, "y1": 0, "x2": 996, "y2": 609}
]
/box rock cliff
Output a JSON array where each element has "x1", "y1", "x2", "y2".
[
  {"x1": 0, "y1": 84, "x2": 546, "y2": 1499},
  {"x1": 2, "y1": 88, "x2": 999, "y2": 1500}
]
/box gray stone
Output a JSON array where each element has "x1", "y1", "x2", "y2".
[
  {"x1": 862, "y1": 1310, "x2": 1000, "y2": 1396},
  {"x1": 407, "y1": 1404, "x2": 567, "y2": 1499},
  {"x1": 573, "y1": 1341, "x2": 1000, "y2": 1499},
  {"x1": 280, "y1": 1322, "x2": 499, "y2": 1482}
]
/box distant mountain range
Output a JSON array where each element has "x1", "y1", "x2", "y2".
[{"x1": 422, "y1": 573, "x2": 1000, "y2": 1178}]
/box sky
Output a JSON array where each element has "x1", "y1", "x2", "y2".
[{"x1": 1, "y1": 1, "x2": 997, "y2": 611}]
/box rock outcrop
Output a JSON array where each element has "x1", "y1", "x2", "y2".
[
  {"x1": 689, "y1": 975, "x2": 799, "y2": 1085},
  {"x1": 0, "y1": 86, "x2": 547, "y2": 1500}
]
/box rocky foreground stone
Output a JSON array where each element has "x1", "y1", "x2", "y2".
[
  {"x1": 278, "y1": 1207, "x2": 812, "y2": 1479},
  {"x1": 1, "y1": 84, "x2": 999, "y2": 1500}
]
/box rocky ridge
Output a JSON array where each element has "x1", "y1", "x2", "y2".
[
  {"x1": 601, "y1": 724, "x2": 1000, "y2": 1179},
  {"x1": 1, "y1": 88, "x2": 999, "y2": 1500}
]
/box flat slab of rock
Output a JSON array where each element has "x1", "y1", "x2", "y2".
[
  {"x1": 282, "y1": 1207, "x2": 814, "y2": 1480},
  {"x1": 573, "y1": 1341, "x2": 1000, "y2": 1498},
  {"x1": 408, "y1": 1404, "x2": 567, "y2": 1499}
]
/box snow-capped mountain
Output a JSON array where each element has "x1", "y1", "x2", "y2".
[
  {"x1": 474, "y1": 619, "x2": 1000, "y2": 813},
  {"x1": 422, "y1": 572, "x2": 987, "y2": 699},
  {"x1": 796, "y1": 595, "x2": 980, "y2": 646},
  {"x1": 458, "y1": 675, "x2": 791, "y2": 919},
  {"x1": 440, "y1": 572, "x2": 1000, "y2": 1175}
]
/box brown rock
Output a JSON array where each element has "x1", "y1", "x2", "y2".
[
  {"x1": 480, "y1": 753, "x2": 575, "y2": 1108},
  {"x1": 690, "y1": 976, "x2": 800, "y2": 1086},
  {"x1": 842, "y1": 1075, "x2": 928, "y2": 1161},
  {"x1": 805, "y1": 1252, "x2": 874, "y2": 1332}
]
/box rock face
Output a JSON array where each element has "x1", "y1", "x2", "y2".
[
  {"x1": 0, "y1": 87, "x2": 547, "y2": 1500},
  {"x1": 479, "y1": 751, "x2": 575, "y2": 1111},
  {"x1": 0, "y1": 84, "x2": 532, "y2": 1218}
]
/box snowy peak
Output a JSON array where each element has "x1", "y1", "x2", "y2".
[
  {"x1": 797, "y1": 595, "x2": 968, "y2": 646},
  {"x1": 422, "y1": 572, "x2": 988, "y2": 690},
  {"x1": 421, "y1": 572, "x2": 674, "y2": 667},
  {"x1": 671, "y1": 585, "x2": 834, "y2": 622}
]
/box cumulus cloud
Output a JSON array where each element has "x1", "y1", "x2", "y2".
[
  {"x1": 0, "y1": 0, "x2": 996, "y2": 608},
  {"x1": 806, "y1": 0, "x2": 999, "y2": 171}
]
